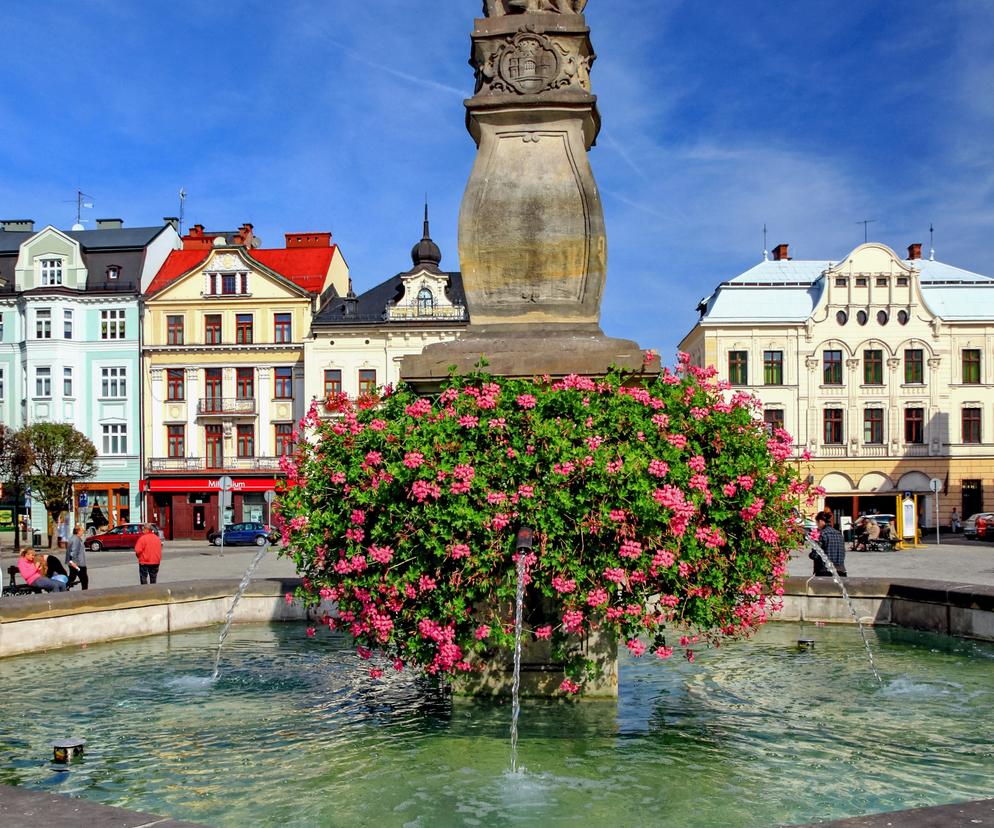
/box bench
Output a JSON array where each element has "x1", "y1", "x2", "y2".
[{"x1": 2, "y1": 564, "x2": 41, "y2": 597}]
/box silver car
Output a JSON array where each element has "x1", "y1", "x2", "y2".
[{"x1": 964, "y1": 513, "x2": 994, "y2": 539}]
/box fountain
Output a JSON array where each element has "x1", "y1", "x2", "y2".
[{"x1": 211, "y1": 542, "x2": 271, "y2": 681}]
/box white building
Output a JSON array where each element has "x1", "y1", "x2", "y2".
[{"x1": 680, "y1": 241, "x2": 994, "y2": 527}]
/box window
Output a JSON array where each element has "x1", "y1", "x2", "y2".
[
  {"x1": 834, "y1": 277, "x2": 847, "y2": 287},
  {"x1": 904, "y1": 349, "x2": 923, "y2": 384},
  {"x1": 166, "y1": 315, "x2": 184, "y2": 345},
  {"x1": 274, "y1": 313, "x2": 292, "y2": 343},
  {"x1": 36, "y1": 308, "x2": 52, "y2": 339},
  {"x1": 763, "y1": 351, "x2": 783, "y2": 386},
  {"x1": 206, "y1": 424, "x2": 224, "y2": 467},
  {"x1": 962, "y1": 349, "x2": 981, "y2": 384},
  {"x1": 101, "y1": 309, "x2": 126, "y2": 339},
  {"x1": 963, "y1": 408, "x2": 982, "y2": 444},
  {"x1": 236, "y1": 367, "x2": 254, "y2": 399},
  {"x1": 102, "y1": 424, "x2": 128, "y2": 455},
  {"x1": 237, "y1": 424, "x2": 255, "y2": 458},
  {"x1": 358, "y1": 369, "x2": 377, "y2": 396},
  {"x1": 836, "y1": 310, "x2": 848, "y2": 325},
  {"x1": 101, "y1": 367, "x2": 127, "y2": 398},
  {"x1": 417, "y1": 287, "x2": 434, "y2": 314},
  {"x1": 857, "y1": 310, "x2": 868, "y2": 325},
  {"x1": 855, "y1": 277, "x2": 868, "y2": 287},
  {"x1": 166, "y1": 369, "x2": 185, "y2": 401},
  {"x1": 63, "y1": 367, "x2": 73, "y2": 398},
  {"x1": 876, "y1": 310, "x2": 888, "y2": 325},
  {"x1": 0, "y1": 367, "x2": 4, "y2": 400},
  {"x1": 222, "y1": 274, "x2": 237, "y2": 295},
  {"x1": 35, "y1": 366, "x2": 51, "y2": 397},
  {"x1": 904, "y1": 408, "x2": 924, "y2": 444},
  {"x1": 204, "y1": 368, "x2": 222, "y2": 409},
  {"x1": 863, "y1": 350, "x2": 883, "y2": 385},
  {"x1": 64, "y1": 309, "x2": 73, "y2": 339},
  {"x1": 823, "y1": 350, "x2": 843, "y2": 385},
  {"x1": 275, "y1": 423, "x2": 294, "y2": 457},
  {"x1": 324, "y1": 369, "x2": 342, "y2": 398},
  {"x1": 763, "y1": 409, "x2": 784, "y2": 434},
  {"x1": 40, "y1": 259, "x2": 62, "y2": 286},
  {"x1": 205, "y1": 314, "x2": 222, "y2": 345},
  {"x1": 0, "y1": 312, "x2": 4, "y2": 340},
  {"x1": 898, "y1": 310, "x2": 909, "y2": 325},
  {"x1": 728, "y1": 351, "x2": 748, "y2": 385},
  {"x1": 167, "y1": 425, "x2": 185, "y2": 458},
  {"x1": 274, "y1": 367, "x2": 293, "y2": 399},
  {"x1": 236, "y1": 314, "x2": 253, "y2": 344},
  {"x1": 107, "y1": 266, "x2": 120, "y2": 280},
  {"x1": 863, "y1": 408, "x2": 883, "y2": 444},
  {"x1": 823, "y1": 409, "x2": 844, "y2": 445},
  {"x1": 875, "y1": 277, "x2": 888, "y2": 287}
]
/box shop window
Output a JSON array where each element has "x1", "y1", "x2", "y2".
[
  {"x1": 166, "y1": 369, "x2": 185, "y2": 401},
  {"x1": 167, "y1": 424, "x2": 185, "y2": 458},
  {"x1": 823, "y1": 350, "x2": 843, "y2": 385},
  {"x1": 962, "y1": 408, "x2": 982, "y2": 444},
  {"x1": 324, "y1": 369, "x2": 342, "y2": 398},
  {"x1": 763, "y1": 351, "x2": 782, "y2": 386},
  {"x1": 904, "y1": 349, "x2": 923, "y2": 384},
  {"x1": 236, "y1": 314, "x2": 253, "y2": 344},
  {"x1": 274, "y1": 367, "x2": 293, "y2": 399},
  {"x1": 863, "y1": 350, "x2": 883, "y2": 385},
  {"x1": 167, "y1": 315, "x2": 184, "y2": 345},
  {"x1": 904, "y1": 408, "x2": 924, "y2": 444},
  {"x1": 823, "y1": 409, "x2": 844, "y2": 445}
]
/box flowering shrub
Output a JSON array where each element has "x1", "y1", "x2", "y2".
[{"x1": 276, "y1": 354, "x2": 813, "y2": 694}]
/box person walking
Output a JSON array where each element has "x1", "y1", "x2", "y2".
[
  {"x1": 951, "y1": 508, "x2": 962, "y2": 534},
  {"x1": 135, "y1": 523, "x2": 163, "y2": 585},
  {"x1": 810, "y1": 510, "x2": 847, "y2": 577},
  {"x1": 65, "y1": 525, "x2": 88, "y2": 590}
]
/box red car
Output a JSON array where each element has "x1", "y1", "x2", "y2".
[{"x1": 87, "y1": 523, "x2": 162, "y2": 551}]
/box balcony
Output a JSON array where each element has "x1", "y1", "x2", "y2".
[
  {"x1": 148, "y1": 456, "x2": 282, "y2": 473},
  {"x1": 860, "y1": 445, "x2": 888, "y2": 457},
  {"x1": 197, "y1": 397, "x2": 257, "y2": 416},
  {"x1": 819, "y1": 445, "x2": 848, "y2": 457},
  {"x1": 148, "y1": 457, "x2": 204, "y2": 472},
  {"x1": 902, "y1": 443, "x2": 929, "y2": 457}
]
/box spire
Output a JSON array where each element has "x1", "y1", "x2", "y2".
[{"x1": 410, "y1": 198, "x2": 442, "y2": 268}]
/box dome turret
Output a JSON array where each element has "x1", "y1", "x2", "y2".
[{"x1": 410, "y1": 202, "x2": 442, "y2": 269}]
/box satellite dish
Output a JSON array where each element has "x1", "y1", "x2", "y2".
[{"x1": 71, "y1": 223, "x2": 84, "y2": 231}]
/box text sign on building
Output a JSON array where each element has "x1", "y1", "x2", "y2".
[{"x1": 901, "y1": 497, "x2": 917, "y2": 539}]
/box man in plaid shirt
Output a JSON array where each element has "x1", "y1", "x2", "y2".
[{"x1": 810, "y1": 510, "x2": 847, "y2": 577}]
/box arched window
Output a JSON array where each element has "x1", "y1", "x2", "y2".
[{"x1": 417, "y1": 287, "x2": 434, "y2": 315}]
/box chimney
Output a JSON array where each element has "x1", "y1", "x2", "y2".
[
  {"x1": 285, "y1": 231, "x2": 332, "y2": 248},
  {"x1": 1, "y1": 219, "x2": 35, "y2": 232},
  {"x1": 163, "y1": 216, "x2": 179, "y2": 231},
  {"x1": 771, "y1": 243, "x2": 790, "y2": 261},
  {"x1": 96, "y1": 218, "x2": 124, "y2": 230},
  {"x1": 233, "y1": 223, "x2": 255, "y2": 247},
  {"x1": 907, "y1": 243, "x2": 922, "y2": 260}
]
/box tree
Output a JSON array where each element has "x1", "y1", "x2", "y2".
[
  {"x1": 23, "y1": 423, "x2": 97, "y2": 548},
  {"x1": 0, "y1": 424, "x2": 34, "y2": 552}
]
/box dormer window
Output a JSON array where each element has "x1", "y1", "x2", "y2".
[
  {"x1": 107, "y1": 266, "x2": 120, "y2": 280},
  {"x1": 40, "y1": 259, "x2": 63, "y2": 286},
  {"x1": 206, "y1": 272, "x2": 249, "y2": 296},
  {"x1": 417, "y1": 287, "x2": 434, "y2": 315}
]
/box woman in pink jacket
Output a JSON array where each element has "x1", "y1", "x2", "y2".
[{"x1": 16, "y1": 549, "x2": 67, "y2": 592}]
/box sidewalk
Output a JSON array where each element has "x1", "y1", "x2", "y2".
[{"x1": 788, "y1": 535, "x2": 994, "y2": 586}]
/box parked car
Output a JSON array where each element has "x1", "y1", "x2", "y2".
[
  {"x1": 87, "y1": 523, "x2": 163, "y2": 551},
  {"x1": 206, "y1": 522, "x2": 279, "y2": 547},
  {"x1": 964, "y1": 513, "x2": 994, "y2": 540}
]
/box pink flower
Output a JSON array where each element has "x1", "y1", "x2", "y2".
[
  {"x1": 686, "y1": 650, "x2": 695, "y2": 663},
  {"x1": 364, "y1": 451, "x2": 383, "y2": 466},
  {"x1": 758, "y1": 526, "x2": 779, "y2": 544},
  {"x1": 357, "y1": 646, "x2": 372, "y2": 660},
  {"x1": 393, "y1": 658, "x2": 404, "y2": 672},
  {"x1": 652, "y1": 549, "x2": 675, "y2": 568},
  {"x1": 655, "y1": 646, "x2": 673, "y2": 659},
  {"x1": 330, "y1": 471, "x2": 346, "y2": 485},
  {"x1": 688, "y1": 455, "x2": 706, "y2": 472},
  {"x1": 560, "y1": 679, "x2": 580, "y2": 694},
  {"x1": 688, "y1": 473, "x2": 709, "y2": 492},
  {"x1": 737, "y1": 475, "x2": 754, "y2": 490},
  {"x1": 284, "y1": 592, "x2": 293, "y2": 605},
  {"x1": 534, "y1": 625, "x2": 552, "y2": 640},
  {"x1": 405, "y1": 399, "x2": 432, "y2": 418},
  {"x1": 516, "y1": 394, "x2": 537, "y2": 409},
  {"x1": 403, "y1": 452, "x2": 425, "y2": 469},
  {"x1": 608, "y1": 509, "x2": 627, "y2": 523},
  {"x1": 626, "y1": 639, "x2": 646, "y2": 657},
  {"x1": 369, "y1": 545, "x2": 393, "y2": 564},
  {"x1": 475, "y1": 625, "x2": 490, "y2": 640},
  {"x1": 552, "y1": 575, "x2": 577, "y2": 594},
  {"x1": 370, "y1": 418, "x2": 387, "y2": 431},
  {"x1": 604, "y1": 567, "x2": 626, "y2": 584},
  {"x1": 450, "y1": 543, "x2": 471, "y2": 559},
  {"x1": 418, "y1": 575, "x2": 437, "y2": 593},
  {"x1": 369, "y1": 668, "x2": 384, "y2": 679},
  {"x1": 306, "y1": 627, "x2": 316, "y2": 637},
  {"x1": 667, "y1": 433, "x2": 687, "y2": 449},
  {"x1": 562, "y1": 609, "x2": 585, "y2": 633},
  {"x1": 319, "y1": 587, "x2": 333, "y2": 599},
  {"x1": 586, "y1": 588, "x2": 609, "y2": 607},
  {"x1": 517, "y1": 484, "x2": 535, "y2": 499},
  {"x1": 648, "y1": 459, "x2": 669, "y2": 478},
  {"x1": 722, "y1": 482, "x2": 737, "y2": 497},
  {"x1": 458, "y1": 415, "x2": 479, "y2": 428},
  {"x1": 606, "y1": 459, "x2": 623, "y2": 474},
  {"x1": 619, "y1": 540, "x2": 642, "y2": 559},
  {"x1": 350, "y1": 509, "x2": 366, "y2": 525}
]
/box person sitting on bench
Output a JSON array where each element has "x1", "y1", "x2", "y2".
[{"x1": 16, "y1": 549, "x2": 66, "y2": 592}]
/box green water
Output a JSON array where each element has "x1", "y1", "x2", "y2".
[{"x1": 1, "y1": 623, "x2": 993, "y2": 827}]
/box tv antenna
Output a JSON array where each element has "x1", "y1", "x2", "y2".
[
  {"x1": 856, "y1": 219, "x2": 876, "y2": 243},
  {"x1": 929, "y1": 223, "x2": 935, "y2": 260},
  {"x1": 178, "y1": 188, "x2": 187, "y2": 234},
  {"x1": 762, "y1": 223, "x2": 768, "y2": 261},
  {"x1": 64, "y1": 189, "x2": 94, "y2": 229}
]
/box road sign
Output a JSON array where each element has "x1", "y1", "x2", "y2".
[
  {"x1": 263, "y1": 490, "x2": 276, "y2": 504},
  {"x1": 78, "y1": 492, "x2": 88, "y2": 507},
  {"x1": 929, "y1": 478, "x2": 942, "y2": 493}
]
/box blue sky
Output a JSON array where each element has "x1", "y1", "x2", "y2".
[{"x1": 2, "y1": 1, "x2": 992, "y2": 356}]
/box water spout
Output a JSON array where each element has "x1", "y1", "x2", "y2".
[
  {"x1": 211, "y1": 542, "x2": 270, "y2": 681},
  {"x1": 806, "y1": 539, "x2": 882, "y2": 685},
  {"x1": 510, "y1": 550, "x2": 526, "y2": 774}
]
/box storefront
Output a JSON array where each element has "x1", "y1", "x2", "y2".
[
  {"x1": 141, "y1": 477, "x2": 280, "y2": 540},
  {"x1": 75, "y1": 482, "x2": 132, "y2": 531}
]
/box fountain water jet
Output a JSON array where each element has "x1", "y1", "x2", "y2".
[{"x1": 211, "y1": 542, "x2": 270, "y2": 681}]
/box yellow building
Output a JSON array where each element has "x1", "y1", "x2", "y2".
[
  {"x1": 141, "y1": 224, "x2": 348, "y2": 538},
  {"x1": 680, "y1": 241, "x2": 994, "y2": 530}
]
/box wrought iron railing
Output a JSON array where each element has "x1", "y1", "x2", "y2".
[{"x1": 197, "y1": 397, "x2": 257, "y2": 415}]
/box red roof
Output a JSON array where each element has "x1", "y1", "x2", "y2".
[{"x1": 146, "y1": 245, "x2": 337, "y2": 296}]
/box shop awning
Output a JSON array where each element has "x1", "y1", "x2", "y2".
[{"x1": 142, "y1": 477, "x2": 280, "y2": 493}]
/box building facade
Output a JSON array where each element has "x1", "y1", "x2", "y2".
[
  {"x1": 0, "y1": 218, "x2": 180, "y2": 536},
  {"x1": 142, "y1": 224, "x2": 349, "y2": 538},
  {"x1": 305, "y1": 210, "x2": 468, "y2": 406},
  {"x1": 680, "y1": 242, "x2": 994, "y2": 527}
]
